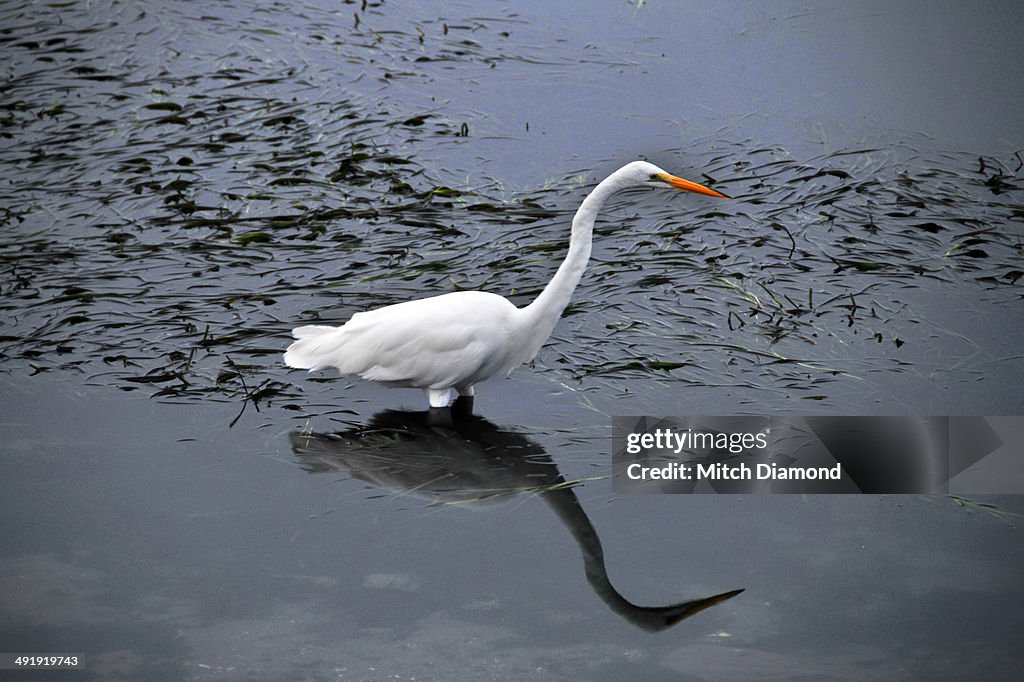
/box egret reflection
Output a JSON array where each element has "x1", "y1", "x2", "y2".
[{"x1": 291, "y1": 406, "x2": 743, "y2": 632}]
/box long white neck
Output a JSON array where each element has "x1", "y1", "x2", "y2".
[{"x1": 521, "y1": 170, "x2": 630, "y2": 340}]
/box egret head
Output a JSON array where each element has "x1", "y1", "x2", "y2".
[{"x1": 620, "y1": 160, "x2": 729, "y2": 199}]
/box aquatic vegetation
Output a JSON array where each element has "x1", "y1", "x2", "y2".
[{"x1": 0, "y1": 2, "x2": 1020, "y2": 419}]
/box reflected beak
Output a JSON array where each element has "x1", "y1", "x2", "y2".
[{"x1": 656, "y1": 172, "x2": 730, "y2": 199}]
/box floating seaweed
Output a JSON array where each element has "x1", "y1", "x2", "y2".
[{"x1": 0, "y1": 1, "x2": 1020, "y2": 420}]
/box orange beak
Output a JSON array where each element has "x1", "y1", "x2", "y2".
[{"x1": 657, "y1": 172, "x2": 730, "y2": 199}]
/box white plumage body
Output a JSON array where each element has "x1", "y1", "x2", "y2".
[{"x1": 285, "y1": 291, "x2": 536, "y2": 402}]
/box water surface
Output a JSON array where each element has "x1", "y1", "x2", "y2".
[{"x1": 1, "y1": 1, "x2": 1022, "y2": 679}]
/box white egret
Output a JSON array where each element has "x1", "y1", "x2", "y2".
[{"x1": 284, "y1": 161, "x2": 728, "y2": 408}]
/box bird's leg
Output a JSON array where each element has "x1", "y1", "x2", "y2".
[
  {"x1": 426, "y1": 407, "x2": 454, "y2": 427},
  {"x1": 426, "y1": 387, "x2": 455, "y2": 408},
  {"x1": 451, "y1": 385, "x2": 475, "y2": 417},
  {"x1": 452, "y1": 395, "x2": 475, "y2": 418}
]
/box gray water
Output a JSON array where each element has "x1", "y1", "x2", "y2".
[{"x1": 1, "y1": 1, "x2": 1023, "y2": 680}]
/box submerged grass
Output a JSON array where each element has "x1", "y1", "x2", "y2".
[
  {"x1": 935, "y1": 495, "x2": 1023, "y2": 526},
  {"x1": 0, "y1": 2, "x2": 1021, "y2": 418}
]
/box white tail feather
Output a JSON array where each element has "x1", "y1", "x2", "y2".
[
  {"x1": 291, "y1": 325, "x2": 336, "y2": 339},
  {"x1": 284, "y1": 325, "x2": 339, "y2": 370}
]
